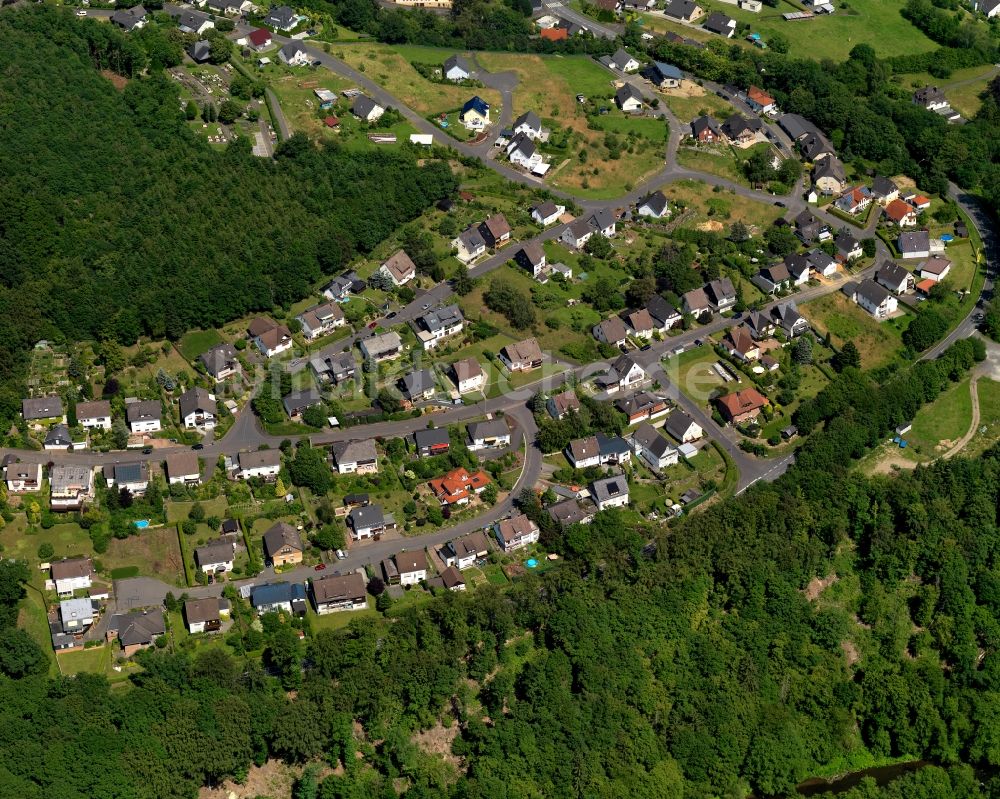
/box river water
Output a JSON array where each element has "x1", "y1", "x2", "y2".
[{"x1": 795, "y1": 760, "x2": 928, "y2": 796}]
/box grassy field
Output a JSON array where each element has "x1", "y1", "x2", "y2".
[
  {"x1": 663, "y1": 86, "x2": 734, "y2": 123},
  {"x1": 0, "y1": 519, "x2": 93, "y2": 573},
  {"x1": 677, "y1": 0, "x2": 938, "y2": 61},
  {"x1": 904, "y1": 374, "x2": 974, "y2": 458},
  {"x1": 19, "y1": 588, "x2": 58, "y2": 676},
  {"x1": 178, "y1": 329, "x2": 223, "y2": 361},
  {"x1": 963, "y1": 378, "x2": 1000, "y2": 459},
  {"x1": 663, "y1": 178, "x2": 783, "y2": 232},
  {"x1": 666, "y1": 344, "x2": 733, "y2": 404},
  {"x1": 894, "y1": 65, "x2": 998, "y2": 119},
  {"x1": 165, "y1": 496, "x2": 229, "y2": 524},
  {"x1": 334, "y1": 44, "x2": 501, "y2": 117},
  {"x1": 102, "y1": 527, "x2": 185, "y2": 587},
  {"x1": 801, "y1": 292, "x2": 906, "y2": 369},
  {"x1": 676, "y1": 145, "x2": 747, "y2": 185}
]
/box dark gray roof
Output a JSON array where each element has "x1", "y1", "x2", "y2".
[
  {"x1": 611, "y1": 48, "x2": 634, "y2": 69},
  {"x1": 350, "y1": 504, "x2": 385, "y2": 529},
  {"x1": 444, "y1": 54, "x2": 472, "y2": 74},
  {"x1": 639, "y1": 190, "x2": 668, "y2": 216},
  {"x1": 615, "y1": 83, "x2": 644, "y2": 106},
  {"x1": 664, "y1": 411, "x2": 697, "y2": 440},
  {"x1": 898, "y1": 230, "x2": 930, "y2": 252},
  {"x1": 467, "y1": 418, "x2": 509, "y2": 440},
  {"x1": 418, "y1": 304, "x2": 464, "y2": 334},
  {"x1": 835, "y1": 231, "x2": 859, "y2": 254},
  {"x1": 282, "y1": 388, "x2": 322, "y2": 417},
  {"x1": 872, "y1": 175, "x2": 898, "y2": 197},
  {"x1": 597, "y1": 433, "x2": 630, "y2": 458},
  {"x1": 112, "y1": 609, "x2": 164, "y2": 646},
  {"x1": 458, "y1": 226, "x2": 486, "y2": 251},
  {"x1": 632, "y1": 422, "x2": 672, "y2": 458},
  {"x1": 777, "y1": 113, "x2": 818, "y2": 141},
  {"x1": 702, "y1": 11, "x2": 733, "y2": 33},
  {"x1": 814, "y1": 154, "x2": 846, "y2": 183},
  {"x1": 251, "y1": 582, "x2": 306, "y2": 608},
  {"x1": 352, "y1": 95, "x2": 383, "y2": 119},
  {"x1": 662, "y1": 0, "x2": 700, "y2": 18},
  {"x1": 591, "y1": 475, "x2": 629, "y2": 504},
  {"x1": 195, "y1": 540, "x2": 235, "y2": 568},
  {"x1": 513, "y1": 110, "x2": 542, "y2": 131},
  {"x1": 800, "y1": 131, "x2": 835, "y2": 161},
  {"x1": 200, "y1": 343, "x2": 238, "y2": 377},
  {"x1": 707, "y1": 277, "x2": 736, "y2": 305},
  {"x1": 646, "y1": 294, "x2": 679, "y2": 325},
  {"x1": 113, "y1": 462, "x2": 147, "y2": 485},
  {"x1": 263, "y1": 522, "x2": 302, "y2": 557},
  {"x1": 179, "y1": 387, "x2": 214, "y2": 419},
  {"x1": 772, "y1": 302, "x2": 805, "y2": 330},
  {"x1": 721, "y1": 114, "x2": 761, "y2": 139},
  {"x1": 44, "y1": 424, "x2": 72, "y2": 446},
  {"x1": 22, "y1": 396, "x2": 63, "y2": 420},
  {"x1": 855, "y1": 278, "x2": 891, "y2": 307},
  {"x1": 547, "y1": 498, "x2": 595, "y2": 526},
  {"x1": 280, "y1": 41, "x2": 306, "y2": 60},
  {"x1": 266, "y1": 4, "x2": 296, "y2": 25},
  {"x1": 188, "y1": 40, "x2": 212, "y2": 62},
  {"x1": 126, "y1": 400, "x2": 161, "y2": 423},
  {"x1": 876, "y1": 260, "x2": 910, "y2": 286},
  {"x1": 401, "y1": 369, "x2": 436, "y2": 399},
  {"x1": 414, "y1": 427, "x2": 450, "y2": 450},
  {"x1": 691, "y1": 115, "x2": 722, "y2": 138},
  {"x1": 508, "y1": 132, "x2": 536, "y2": 159}
]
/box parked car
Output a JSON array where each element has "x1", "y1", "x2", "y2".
[
  {"x1": 141, "y1": 447, "x2": 152, "y2": 455},
  {"x1": 336, "y1": 549, "x2": 346, "y2": 560},
  {"x1": 192, "y1": 443, "x2": 204, "y2": 450},
  {"x1": 314, "y1": 563, "x2": 327, "y2": 571}
]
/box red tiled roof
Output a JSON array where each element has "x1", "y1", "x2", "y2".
[
  {"x1": 885, "y1": 199, "x2": 915, "y2": 222},
  {"x1": 747, "y1": 86, "x2": 774, "y2": 106},
  {"x1": 324, "y1": 116, "x2": 340, "y2": 127},
  {"x1": 429, "y1": 467, "x2": 492, "y2": 505},
  {"x1": 915, "y1": 278, "x2": 936, "y2": 294},
  {"x1": 248, "y1": 28, "x2": 271, "y2": 46},
  {"x1": 540, "y1": 27, "x2": 568, "y2": 41},
  {"x1": 717, "y1": 388, "x2": 769, "y2": 419}
]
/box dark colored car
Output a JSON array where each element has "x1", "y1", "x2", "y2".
[
  {"x1": 141, "y1": 447, "x2": 152, "y2": 455},
  {"x1": 314, "y1": 563, "x2": 327, "y2": 571},
  {"x1": 774, "y1": 201, "x2": 786, "y2": 207},
  {"x1": 192, "y1": 443, "x2": 204, "y2": 450}
]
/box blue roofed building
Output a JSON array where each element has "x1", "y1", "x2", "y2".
[
  {"x1": 460, "y1": 96, "x2": 491, "y2": 130},
  {"x1": 644, "y1": 61, "x2": 683, "y2": 88},
  {"x1": 250, "y1": 582, "x2": 308, "y2": 616}
]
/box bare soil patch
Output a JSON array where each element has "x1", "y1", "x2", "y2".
[
  {"x1": 413, "y1": 722, "x2": 463, "y2": 771},
  {"x1": 841, "y1": 639, "x2": 861, "y2": 667},
  {"x1": 101, "y1": 70, "x2": 129, "y2": 91},
  {"x1": 805, "y1": 573, "x2": 838, "y2": 601},
  {"x1": 199, "y1": 759, "x2": 333, "y2": 799}
]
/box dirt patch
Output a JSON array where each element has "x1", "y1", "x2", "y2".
[
  {"x1": 101, "y1": 70, "x2": 129, "y2": 91},
  {"x1": 666, "y1": 79, "x2": 707, "y2": 98},
  {"x1": 412, "y1": 722, "x2": 464, "y2": 772},
  {"x1": 198, "y1": 759, "x2": 333, "y2": 799},
  {"x1": 696, "y1": 220, "x2": 724, "y2": 232},
  {"x1": 804, "y1": 573, "x2": 838, "y2": 601},
  {"x1": 869, "y1": 450, "x2": 918, "y2": 475},
  {"x1": 841, "y1": 639, "x2": 860, "y2": 667}
]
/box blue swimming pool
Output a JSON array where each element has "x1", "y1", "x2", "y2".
[
  {"x1": 526, "y1": 558, "x2": 538, "y2": 569},
  {"x1": 134, "y1": 520, "x2": 150, "y2": 529}
]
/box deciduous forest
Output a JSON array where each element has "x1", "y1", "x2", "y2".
[{"x1": 0, "y1": 7, "x2": 454, "y2": 423}]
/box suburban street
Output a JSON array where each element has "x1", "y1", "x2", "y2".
[{"x1": 8, "y1": 3, "x2": 995, "y2": 612}]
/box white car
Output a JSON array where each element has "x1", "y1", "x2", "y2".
[
  {"x1": 336, "y1": 549, "x2": 346, "y2": 560},
  {"x1": 76, "y1": 9, "x2": 87, "y2": 15}
]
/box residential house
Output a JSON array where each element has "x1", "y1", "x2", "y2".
[
  {"x1": 973, "y1": 0, "x2": 1000, "y2": 17},
  {"x1": 413, "y1": 304, "x2": 465, "y2": 350},
  {"x1": 644, "y1": 61, "x2": 683, "y2": 88},
  {"x1": 561, "y1": 218, "x2": 593, "y2": 249},
  {"x1": 844, "y1": 279, "x2": 898, "y2": 320},
  {"x1": 703, "y1": 10, "x2": 736, "y2": 36},
  {"x1": 359, "y1": 331, "x2": 402, "y2": 362},
  {"x1": 452, "y1": 225, "x2": 487, "y2": 264},
  {"x1": 723, "y1": 325, "x2": 761, "y2": 362},
  {"x1": 661, "y1": 0, "x2": 704, "y2": 21},
  {"x1": 250, "y1": 583, "x2": 307, "y2": 616},
  {"x1": 591, "y1": 475, "x2": 630, "y2": 510},
  {"x1": 646, "y1": 295, "x2": 681, "y2": 331},
  {"x1": 104, "y1": 462, "x2": 149, "y2": 495},
  {"x1": 752, "y1": 263, "x2": 791, "y2": 294},
  {"x1": 5, "y1": 460, "x2": 41, "y2": 494},
  {"x1": 721, "y1": 114, "x2": 761, "y2": 145},
  {"x1": 451, "y1": 357, "x2": 486, "y2": 394},
  {"x1": 871, "y1": 175, "x2": 899, "y2": 205},
  {"x1": 785, "y1": 253, "x2": 811, "y2": 286},
  {"x1": 188, "y1": 40, "x2": 212, "y2": 63},
  {"x1": 429, "y1": 467, "x2": 491, "y2": 506},
  {"x1": 111, "y1": 5, "x2": 147, "y2": 31},
  {"x1": 59, "y1": 597, "x2": 97, "y2": 633},
  {"x1": 467, "y1": 418, "x2": 511, "y2": 451},
  {"x1": 378, "y1": 250, "x2": 416, "y2": 286},
  {"x1": 414, "y1": 427, "x2": 451, "y2": 457},
  {"x1": 396, "y1": 551, "x2": 428, "y2": 586},
  {"x1": 664, "y1": 411, "x2": 703, "y2": 443},
  {"x1": 479, "y1": 214, "x2": 512, "y2": 248},
  {"x1": 441, "y1": 566, "x2": 466, "y2": 591},
  {"x1": 745, "y1": 85, "x2": 776, "y2": 114},
  {"x1": 494, "y1": 514, "x2": 540, "y2": 552},
  {"x1": 885, "y1": 199, "x2": 918, "y2": 228},
  {"x1": 685, "y1": 277, "x2": 737, "y2": 315},
  {"x1": 531, "y1": 201, "x2": 565, "y2": 226},
  {"x1": 906, "y1": 193, "x2": 932, "y2": 211},
  {"x1": 178, "y1": 387, "x2": 216, "y2": 430},
  {"x1": 311, "y1": 351, "x2": 356, "y2": 385},
  {"x1": 352, "y1": 95, "x2": 385, "y2": 122},
  {"x1": 913, "y1": 86, "x2": 949, "y2": 111},
  {"x1": 331, "y1": 439, "x2": 379, "y2": 474},
  {"x1": 278, "y1": 42, "x2": 310, "y2": 67},
  {"x1": 548, "y1": 498, "x2": 597, "y2": 527},
  {"x1": 194, "y1": 540, "x2": 235, "y2": 574},
  {"x1": 49, "y1": 465, "x2": 93, "y2": 511},
  {"x1": 681, "y1": 286, "x2": 712, "y2": 317},
  {"x1": 263, "y1": 522, "x2": 303, "y2": 567},
  {"x1": 22, "y1": 396, "x2": 64, "y2": 424},
  {"x1": 621, "y1": 308, "x2": 656, "y2": 339},
  {"x1": 126, "y1": 400, "x2": 161, "y2": 434},
  {"x1": 716, "y1": 388, "x2": 769, "y2": 424},
  {"x1": 174, "y1": 10, "x2": 214, "y2": 34},
  {"x1": 248, "y1": 317, "x2": 293, "y2": 358},
  {"x1": 813, "y1": 154, "x2": 847, "y2": 194},
  {"x1": 507, "y1": 133, "x2": 540, "y2": 169},
  {"x1": 631, "y1": 422, "x2": 679, "y2": 471},
  {"x1": 312, "y1": 572, "x2": 368, "y2": 613},
  {"x1": 282, "y1": 388, "x2": 322, "y2": 421},
  {"x1": 593, "y1": 316, "x2": 629, "y2": 348},
  {"x1": 349, "y1": 504, "x2": 394, "y2": 540},
  {"x1": 44, "y1": 425, "x2": 73, "y2": 451},
  {"x1": 566, "y1": 435, "x2": 601, "y2": 468},
  {"x1": 835, "y1": 186, "x2": 873, "y2": 215},
  {"x1": 919, "y1": 256, "x2": 952, "y2": 282},
  {"x1": 834, "y1": 231, "x2": 863, "y2": 262},
  {"x1": 51, "y1": 558, "x2": 94, "y2": 596},
  {"x1": 637, "y1": 190, "x2": 669, "y2": 219},
  {"x1": 108, "y1": 609, "x2": 165, "y2": 657},
  {"x1": 615, "y1": 84, "x2": 645, "y2": 113},
  {"x1": 265, "y1": 4, "x2": 297, "y2": 30},
  {"x1": 200, "y1": 343, "x2": 241, "y2": 382},
  {"x1": 691, "y1": 115, "x2": 723, "y2": 143},
  {"x1": 237, "y1": 449, "x2": 282, "y2": 480},
  {"x1": 799, "y1": 130, "x2": 836, "y2": 162},
  {"x1": 400, "y1": 369, "x2": 437, "y2": 401},
  {"x1": 460, "y1": 96, "x2": 491, "y2": 130},
  {"x1": 615, "y1": 391, "x2": 668, "y2": 425},
  {"x1": 322, "y1": 270, "x2": 363, "y2": 302},
  {"x1": 247, "y1": 28, "x2": 273, "y2": 51},
  {"x1": 806, "y1": 249, "x2": 838, "y2": 277},
  {"x1": 499, "y1": 337, "x2": 543, "y2": 372},
  {"x1": 513, "y1": 110, "x2": 544, "y2": 139},
  {"x1": 771, "y1": 303, "x2": 809, "y2": 337},
  {"x1": 597, "y1": 353, "x2": 646, "y2": 394},
  {"x1": 76, "y1": 400, "x2": 112, "y2": 430},
  {"x1": 794, "y1": 210, "x2": 829, "y2": 245},
  {"x1": 184, "y1": 597, "x2": 229, "y2": 634},
  {"x1": 165, "y1": 451, "x2": 201, "y2": 485},
  {"x1": 297, "y1": 302, "x2": 345, "y2": 340},
  {"x1": 898, "y1": 231, "x2": 931, "y2": 259},
  {"x1": 744, "y1": 310, "x2": 775, "y2": 340},
  {"x1": 875, "y1": 261, "x2": 914, "y2": 294},
  {"x1": 548, "y1": 389, "x2": 582, "y2": 420},
  {"x1": 516, "y1": 241, "x2": 547, "y2": 279},
  {"x1": 443, "y1": 54, "x2": 472, "y2": 81}
]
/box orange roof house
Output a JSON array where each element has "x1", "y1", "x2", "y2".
[
  {"x1": 716, "y1": 388, "x2": 769, "y2": 424},
  {"x1": 429, "y1": 467, "x2": 492, "y2": 506},
  {"x1": 885, "y1": 198, "x2": 917, "y2": 226},
  {"x1": 540, "y1": 27, "x2": 568, "y2": 41}
]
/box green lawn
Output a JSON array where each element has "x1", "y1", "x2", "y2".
[
  {"x1": 677, "y1": 145, "x2": 747, "y2": 185},
  {"x1": 905, "y1": 374, "x2": 974, "y2": 459},
  {"x1": 482, "y1": 563, "x2": 509, "y2": 586},
  {"x1": 310, "y1": 602, "x2": 379, "y2": 631},
  {"x1": 894, "y1": 65, "x2": 998, "y2": 119},
  {"x1": 19, "y1": 589, "x2": 58, "y2": 677},
  {"x1": 801, "y1": 292, "x2": 906, "y2": 369},
  {"x1": 178, "y1": 329, "x2": 223, "y2": 361},
  {"x1": 664, "y1": 178, "x2": 783, "y2": 232},
  {"x1": 665, "y1": 344, "x2": 731, "y2": 404},
  {"x1": 663, "y1": 89, "x2": 733, "y2": 123},
  {"x1": 165, "y1": 496, "x2": 230, "y2": 524},
  {"x1": 0, "y1": 519, "x2": 93, "y2": 576}
]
